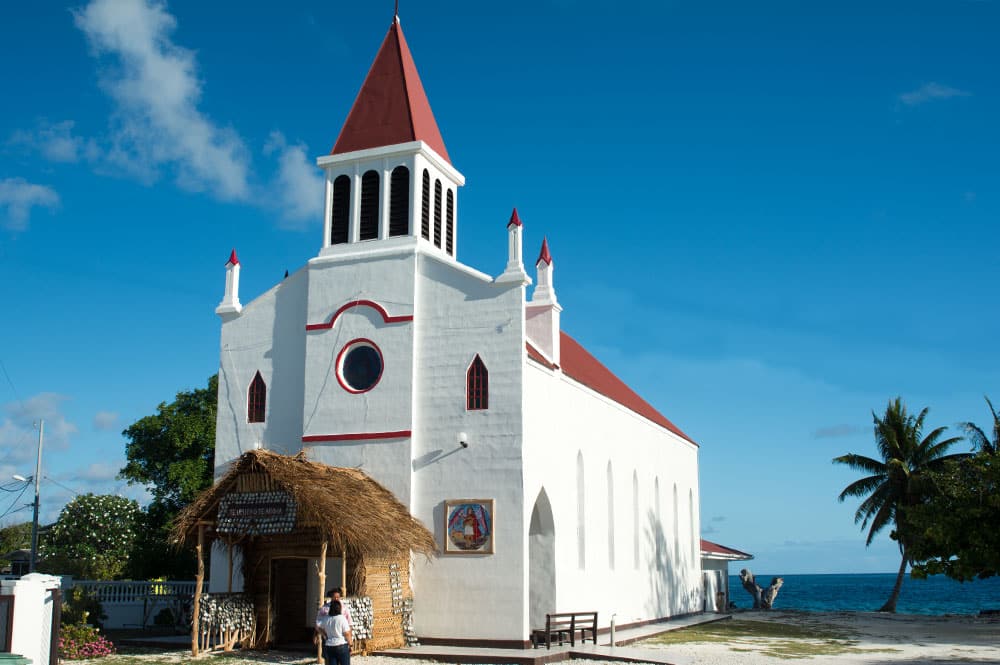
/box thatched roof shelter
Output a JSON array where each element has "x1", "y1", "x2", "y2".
[{"x1": 172, "y1": 449, "x2": 436, "y2": 557}]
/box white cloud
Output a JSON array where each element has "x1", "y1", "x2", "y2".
[
  {"x1": 264, "y1": 131, "x2": 324, "y2": 228},
  {"x1": 0, "y1": 178, "x2": 60, "y2": 231},
  {"x1": 9, "y1": 120, "x2": 101, "y2": 163},
  {"x1": 0, "y1": 394, "x2": 77, "y2": 482},
  {"x1": 899, "y1": 82, "x2": 971, "y2": 106},
  {"x1": 73, "y1": 0, "x2": 251, "y2": 200},
  {"x1": 92, "y1": 410, "x2": 119, "y2": 431}
]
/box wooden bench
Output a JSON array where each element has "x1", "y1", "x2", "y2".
[{"x1": 532, "y1": 611, "x2": 598, "y2": 649}]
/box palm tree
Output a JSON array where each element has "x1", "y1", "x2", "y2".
[
  {"x1": 959, "y1": 396, "x2": 999, "y2": 455},
  {"x1": 833, "y1": 397, "x2": 965, "y2": 612}
]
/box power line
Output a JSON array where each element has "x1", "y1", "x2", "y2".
[
  {"x1": 0, "y1": 483, "x2": 29, "y2": 521},
  {"x1": 0, "y1": 358, "x2": 21, "y2": 405},
  {"x1": 43, "y1": 476, "x2": 81, "y2": 497}
]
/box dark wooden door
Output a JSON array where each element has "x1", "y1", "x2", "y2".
[{"x1": 272, "y1": 558, "x2": 310, "y2": 646}]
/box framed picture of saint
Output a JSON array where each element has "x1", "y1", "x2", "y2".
[{"x1": 443, "y1": 499, "x2": 494, "y2": 554}]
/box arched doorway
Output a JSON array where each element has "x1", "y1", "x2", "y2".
[{"x1": 529, "y1": 488, "x2": 556, "y2": 630}]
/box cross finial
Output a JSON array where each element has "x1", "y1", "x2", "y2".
[{"x1": 394, "y1": 0, "x2": 399, "y2": 21}]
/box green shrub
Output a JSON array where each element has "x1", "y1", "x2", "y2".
[{"x1": 61, "y1": 586, "x2": 107, "y2": 629}]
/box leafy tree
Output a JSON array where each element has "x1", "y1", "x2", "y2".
[
  {"x1": 833, "y1": 397, "x2": 965, "y2": 612},
  {"x1": 0, "y1": 521, "x2": 32, "y2": 555},
  {"x1": 905, "y1": 452, "x2": 1000, "y2": 581},
  {"x1": 959, "y1": 395, "x2": 999, "y2": 454},
  {"x1": 40, "y1": 494, "x2": 140, "y2": 579},
  {"x1": 906, "y1": 397, "x2": 1000, "y2": 581},
  {"x1": 119, "y1": 375, "x2": 217, "y2": 578}
]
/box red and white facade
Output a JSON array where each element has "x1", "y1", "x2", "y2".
[{"x1": 211, "y1": 15, "x2": 703, "y2": 645}]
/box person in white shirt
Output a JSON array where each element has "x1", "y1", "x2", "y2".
[
  {"x1": 321, "y1": 600, "x2": 352, "y2": 665},
  {"x1": 316, "y1": 588, "x2": 352, "y2": 627}
]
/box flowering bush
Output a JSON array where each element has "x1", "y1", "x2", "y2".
[
  {"x1": 59, "y1": 623, "x2": 115, "y2": 660},
  {"x1": 41, "y1": 493, "x2": 140, "y2": 579}
]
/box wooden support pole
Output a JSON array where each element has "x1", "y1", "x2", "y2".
[
  {"x1": 317, "y1": 540, "x2": 328, "y2": 665},
  {"x1": 342, "y1": 548, "x2": 347, "y2": 595},
  {"x1": 192, "y1": 525, "x2": 205, "y2": 657}
]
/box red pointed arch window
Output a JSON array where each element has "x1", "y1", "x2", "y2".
[
  {"x1": 466, "y1": 355, "x2": 488, "y2": 410},
  {"x1": 248, "y1": 371, "x2": 267, "y2": 423}
]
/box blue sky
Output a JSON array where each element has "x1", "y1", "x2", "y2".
[{"x1": 1, "y1": 0, "x2": 997, "y2": 576}]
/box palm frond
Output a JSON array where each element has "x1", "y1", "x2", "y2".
[
  {"x1": 865, "y1": 495, "x2": 895, "y2": 546},
  {"x1": 837, "y1": 474, "x2": 885, "y2": 502},
  {"x1": 833, "y1": 453, "x2": 885, "y2": 476}
]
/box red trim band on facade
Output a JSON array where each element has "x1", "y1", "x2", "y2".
[
  {"x1": 306, "y1": 299, "x2": 414, "y2": 331},
  {"x1": 302, "y1": 430, "x2": 412, "y2": 443}
]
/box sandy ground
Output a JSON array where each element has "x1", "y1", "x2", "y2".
[
  {"x1": 638, "y1": 610, "x2": 1000, "y2": 664},
  {"x1": 86, "y1": 612, "x2": 1000, "y2": 665}
]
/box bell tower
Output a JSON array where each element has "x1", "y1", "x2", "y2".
[{"x1": 316, "y1": 16, "x2": 465, "y2": 259}]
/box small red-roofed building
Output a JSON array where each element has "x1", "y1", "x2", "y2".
[
  {"x1": 209, "y1": 11, "x2": 705, "y2": 648},
  {"x1": 701, "y1": 539, "x2": 755, "y2": 611}
]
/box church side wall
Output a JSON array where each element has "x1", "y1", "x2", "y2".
[
  {"x1": 211, "y1": 268, "x2": 309, "y2": 591},
  {"x1": 409, "y1": 255, "x2": 527, "y2": 642},
  {"x1": 522, "y1": 362, "x2": 703, "y2": 632}
]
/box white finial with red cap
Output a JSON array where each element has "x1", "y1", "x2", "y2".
[
  {"x1": 216, "y1": 248, "x2": 243, "y2": 319},
  {"x1": 497, "y1": 207, "x2": 531, "y2": 285},
  {"x1": 532, "y1": 237, "x2": 557, "y2": 305},
  {"x1": 526, "y1": 236, "x2": 561, "y2": 363}
]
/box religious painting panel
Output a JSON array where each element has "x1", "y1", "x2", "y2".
[{"x1": 443, "y1": 498, "x2": 494, "y2": 555}]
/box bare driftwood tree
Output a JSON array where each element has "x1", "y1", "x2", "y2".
[{"x1": 739, "y1": 569, "x2": 784, "y2": 609}]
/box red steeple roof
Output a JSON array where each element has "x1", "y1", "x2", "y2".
[
  {"x1": 508, "y1": 208, "x2": 522, "y2": 228},
  {"x1": 332, "y1": 19, "x2": 450, "y2": 163},
  {"x1": 226, "y1": 249, "x2": 239, "y2": 266},
  {"x1": 537, "y1": 237, "x2": 552, "y2": 265}
]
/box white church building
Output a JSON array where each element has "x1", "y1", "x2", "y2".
[{"x1": 210, "y1": 14, "x2": 703, "y2": 646}]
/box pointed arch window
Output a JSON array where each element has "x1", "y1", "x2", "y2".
[
  {"x1": 466, "y1": 355, "x2": 489, "y2": 410},
  {"x1": 330, "y1": 175, "x2": 350, "y2": 245},
  {"x1": 433, "y1": 179, "x2": 442, "y2": 247},
  {"x1": 632, "y1": 471, "x2": 640, "y2": 569},
  {"x1": 421, "y1": 169, "x2": 430, "y2": 240},
  {"x1": 248, "y1": 371, "x2": 266, "y2": 423},
  {"x1": 389, "y1": 166, "x2": 410, "y2": 237},
  {"x1": 359, "y1": 170, "x2": 380, "y2": 241},
  {"x1": 445, "y1": 189, "x2": 454, "y2": 255},
  {"x1": 577, "y1": 451, "x2": 586, "y2": 569},
  {"x1": 607, "y1": 460, "x2": 615, "y2": 570}
]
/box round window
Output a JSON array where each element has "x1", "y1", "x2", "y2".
[{"x1": 338, "y1": 340, "x2": 383, "y2": 393}]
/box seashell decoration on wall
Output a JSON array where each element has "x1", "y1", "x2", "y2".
[
  {"x1": 216, "y1": 491, "x2": 297, "y2": 535},
  {"x1": 342, "y1": 596, "x2": 374, "y2": 640}
]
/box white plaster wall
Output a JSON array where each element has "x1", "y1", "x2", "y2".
[
  {"x1": 522, "y1": 361, "x2": 702, "y2": 634},
  {"x1": 302, "y1": 248, "x2": 418, "y2": 504},
  {"x1": 409, "y1": 251, "x2": 527, "y2": 642},
  {"x1": 215, "y1": 268, "x2": 309, "y2": 469},
  {"x1": 1, "y1": 573, "x2": 60, "y2": 665}
]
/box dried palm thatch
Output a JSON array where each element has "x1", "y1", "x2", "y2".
[{"x1": 172, "y1": 449, "x2": 437, "y2": 558}]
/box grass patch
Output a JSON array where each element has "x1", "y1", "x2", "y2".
[
  {"x1": 639, "y1": 618, "x2": 901, "y2": 660},
  {"x1": 643, "y1": 619, "x2": 851, "y2": 644}
]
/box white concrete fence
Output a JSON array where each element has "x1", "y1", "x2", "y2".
[{"x1": 70, "y1": 579, "x2": 203, "y2": 630}]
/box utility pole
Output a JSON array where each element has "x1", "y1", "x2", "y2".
[{"x1": 29, "y1": 419, "x2": 43, "y2": 573}]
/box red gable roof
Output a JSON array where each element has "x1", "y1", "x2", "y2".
[
  {"x1": 526, "y1": 332, "x2": 697, "y2": 445},
  {"x1": 332, "y1": 19, "x2": 450, "y2": 163},
  {"x1": 700, "y1": 539, "x2": 754, "y2": 560}
]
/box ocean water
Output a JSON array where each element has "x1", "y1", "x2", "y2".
[{"x1": 728, "y1": 573, "x2": 1000, "y2": 615}]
